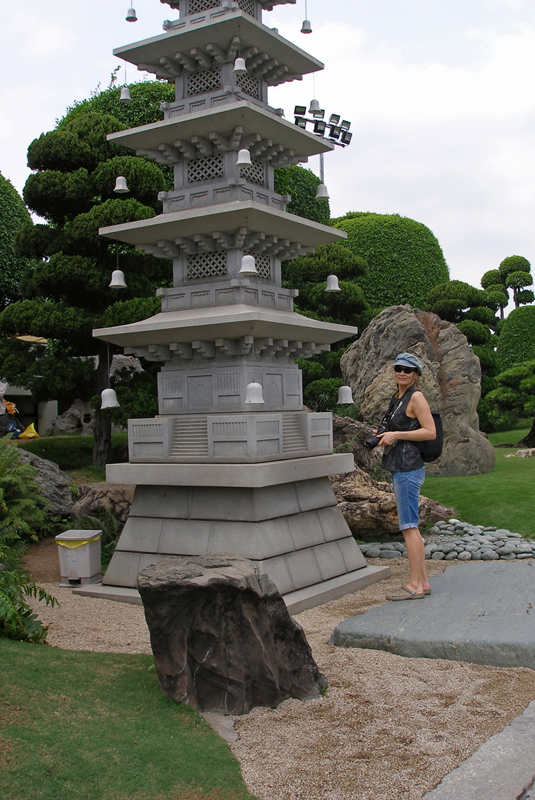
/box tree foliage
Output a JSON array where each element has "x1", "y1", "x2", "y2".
[
  {"x1": 0, "y1": 173, "x2": 35, "y2": 310},
  {"x1": 0, "y1": 87, "x2": 173, "y2": 466},
  {"x1": 485, "y1": 360, "x2": 535, "y2": 444},
  {"x1": 496, "y1": 305, "x2": 535, "y2": 371},
  {"x1": 274, "y1": 165, "x2": 330, "y2": 225},
  {"x1": 331, "y1": 212, "x2": 449, "y2": 309}
]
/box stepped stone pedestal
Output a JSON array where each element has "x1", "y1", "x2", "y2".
[{"x1": 74, "y1": 0, "x2": 389, "y2": 610}]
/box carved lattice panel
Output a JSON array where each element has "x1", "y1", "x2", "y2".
[
  {"x1": 187, "y1": 67, "x2": 222, "y2": 96},
  {"x1": 240, "y1": 159, "x2": 265, "y2": 186},
  {"x1": 237, "y1": 0, "x2": 256, "y2": 15},
  {"x1": 187, "y1": 252, "x2": 227, "y2": 279},
  {"x1": 246, "y1": 253, "x2": 271, "y2": 279},
  {"x1": 188, "y1": 154, "x2": 224, "y2": 182},
  {"x1": 188, "y1": 0, "x2": 219, "y2": 13},
  {"x1": 236, "y1": 73, "x2": 260, "y2": 99}
]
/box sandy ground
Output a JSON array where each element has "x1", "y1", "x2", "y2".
[{"x1": 24, "y1": 539, "x2": 535, "y2": 800}]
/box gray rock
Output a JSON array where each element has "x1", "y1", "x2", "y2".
[
  {"x1": 431, "y1": 551, "x2": 445, "y2": 560},
  {"x1": 471, "y1": 551, "x2": 482, "y2": 560},
  {"x1": 517, "y1": 553, "x2": 534, "y2": 559},
  {"x1": 481, "y1": 550, "x2": 499, "y2": 560},
  {"x1": 137, "y1": 556, "x2": 327, "y2": 715},
  {"x1": 499, "y1": 553, "x2": 516, "y2": 560},
  {"x1": 16, "y1": 448, "x2": 74, "y2": 516},
  {"x1": 365, "y1": 547, "x2": 381, "y2": 558},
  {"x1": 380, "y1": 550, "x2": 401, "y2": 559},
  {"x1": 378, "y1": 542, "x2": 396, "y2": 549},
  {"x1": 458, "y1": 551, "x2": 472, "y2": 561},
  {"x1": 445, "y1": 551, "x2": 458, "y2": 560}
]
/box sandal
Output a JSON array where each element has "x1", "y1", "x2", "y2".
[
  {"x1": 386, "y1": 585, "x2": 425, "y2": 601},
  {"x1": 423, "y1": 588, "x2": 431, "y2": 595}
]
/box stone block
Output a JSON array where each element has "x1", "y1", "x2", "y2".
[
  {"x1": 284, "y1": 548, "x2": 322, "y2": 591},
  {"x1": 317, "y1": 506, "x2": 353, "y2": 542},
  {"x1": 295, "y1": 476, "x2": 337, "y2": 512},
  {"x1": 130, "y1": 485, "x2": 190, "y2": 519},
  {"x1": 117, "y1": 518, "x2": 163, "y2": 552},
  {"x1": 288, "y1": 510, "x2": 326, "y2": 550},
  {"x1": 257, "y1": 554, "x2": 295, "y2": 595},
  {"x1": 103, "y1": 551, "x2": 143, "y2": 587},
  {"x1": 312, "y1": 542, "x2": 348, "y2": 581},
  {"x1": 159, "y1": 519, "x2": 212, "y2": 555}
]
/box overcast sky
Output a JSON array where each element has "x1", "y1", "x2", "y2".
[{"x1": 2, "y1": 0, "x2": 535, "y2": 302}]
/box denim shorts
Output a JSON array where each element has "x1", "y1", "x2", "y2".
[{"x1": 391, "y1": 467, "x2": 426, "y2": 531}]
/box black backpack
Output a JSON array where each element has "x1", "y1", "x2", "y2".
[{"x1": 415, "y1": 411, "x2": 443, "y2": 462}]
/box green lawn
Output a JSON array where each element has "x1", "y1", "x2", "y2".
[
  {"x1": 0, "y1": 638, "x2": 256, "y2": 800},
  {"x1": 423, "y1": 428, "x2": 535, "y2": 538},
  {"x1": 15, "y1": 434, "x2": 129, "y2": 483}
]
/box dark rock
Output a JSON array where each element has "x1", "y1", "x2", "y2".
[
  {"x1": 332, "y1": 416, "x2": 383, "y2": 472},
  {"x1": 16, "y1": 449, "x2": 74, "y2": 516},
  {"x1": 137, "y1": 555, "x2": 327, "y2": 715},
  {"x1": 71, "y1": 483, "x2": 134, "y2": 524}
]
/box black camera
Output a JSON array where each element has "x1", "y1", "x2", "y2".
[{"x1": 365, "y1": 425, "x2": 388, "y2": 450}]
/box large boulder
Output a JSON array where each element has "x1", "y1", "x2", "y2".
[
  {"x1": 16, "y1": 449, "x2": 74, "y2": 516},
  {"x1": 46, "y1": 399, "x2": 95, "y2": 436},
  {"x1": 138, "y1": 555, "x2": 327, "y2": 715},
  {"x1": 70, "y1": 483, "x2": 134, "y2": 524},
  {"x1": 340, "y1": 305, "x2": 495, "y2": 476}
]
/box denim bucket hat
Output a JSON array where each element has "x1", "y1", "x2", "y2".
[{"x1": 394, "y1": 352, "x2": 423, "y2": 375}]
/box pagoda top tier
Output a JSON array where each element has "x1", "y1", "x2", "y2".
[
  {"x1": 160, "y1": 1, "x2": 296, "y2": 14},
  {"x1": 115, "y1": 8, "x2": 321, "y2": 85}
]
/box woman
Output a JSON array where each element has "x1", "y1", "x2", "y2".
[{"x1": 376, "y1": 353, "x2": 436, "y2": 600}]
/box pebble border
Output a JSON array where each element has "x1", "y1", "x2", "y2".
[{"x1": 359, "y1": 519, "x2": 535, "y2": 561}]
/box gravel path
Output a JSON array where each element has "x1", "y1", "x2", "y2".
[{"x1": 25, "y1": 541, "x2": 535, "y2": 800}]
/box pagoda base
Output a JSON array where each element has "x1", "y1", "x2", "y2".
[
  {"x1": 90, "y1": 456, "x2": 389, "y2": 610},
  {"x1": 73, "y1": 565, "x2": 390, "y2": 616}
]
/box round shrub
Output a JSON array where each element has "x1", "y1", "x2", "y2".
[
  {"x1": 332, "y1": 212, "x2": 449, "y2": 308},
  {"x1": 496, "y1": 305, "x2": 535, "y2": 370},
  {"x1": 274, "y1": 165, "x2": 329, "y2": 225}
]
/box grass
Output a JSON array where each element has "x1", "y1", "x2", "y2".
[
  {"x1": 423, "y1": 427, "x2": 535, "y2": 538},
  {"x1": 0, "y1": 638, "x2": 257, "y2": 800}
]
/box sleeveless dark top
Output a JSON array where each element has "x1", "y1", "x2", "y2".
[{"x1": 381, "y1": 385, "x2": 425, "y2": 473}]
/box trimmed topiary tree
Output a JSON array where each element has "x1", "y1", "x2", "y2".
[
  {"x1": 0, "y1": 173, "x2": 35, "y2": 310},
  {"x1": 274, "y1": 165, "x2": 330, "y2": 225},
  {"x1": 496, "y1": 305, "x2": 535, "y2": 371},
  {"x1": 331, "y1": 212, "x2": 449, "y2": 309}
]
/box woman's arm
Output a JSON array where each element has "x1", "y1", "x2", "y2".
[{"x1": 377, "y1": 391, "x2": 436, "y2": 446}]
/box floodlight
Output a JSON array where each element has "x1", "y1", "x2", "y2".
[
  {"x1": 329, "y1": 125, "x2": 341, "y2": 139},
  {"x1": 329, "y1": 113, "x2": 340, "y2": 125},
  {"x1": 311, "y1": 108, "x2": 325, "y2": 119},
  {"x1": 341, "y1": 120, "x2": 351, "y2": 130},
  {"x1": 314, "y1": 120, "x2": 326, "y2": 134},
  {"x1": 294, "y1": 105, "x2": 306, "y2": 116},
  {"x1": 295, "y1": 117, "x2": 307, "y2": 128},
  {"x1": 340, "y1": 131, "x2": 353, "y2": 146}
]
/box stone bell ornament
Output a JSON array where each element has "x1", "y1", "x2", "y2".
[
  {"x1": 114, "y1": 176, "x2": 130, "y2": 194},
  {"x1": 315, "y1": 182, "x2": 329, "y2": 201},
  {"x1": 109, "y1": 270, "x2": 127, "y2": 289},
  {"x1": 233, "y1": 57, "x2": 247, "y2": 76},
  {"x1": 238, "y1": 254, "x2": 258, "y2": 276},
  {"x1": 236, "y1": 148, "x2": 252, "y2": 167},
  {"x1": 245, "y1": 383, "x2": 265, "y2": 405},
  {"x1": 337, "y1": 385, "x2": 354, "y2": 405},
  {"x1": 325, "y1": 274, "x2": 340, "y2": 292},
  {"x1": 126, "y1": 7, "x2": 138, "y2": 22},
  {"x1": 100, "y1": 388, "x2": 120, "y2": 410},
  {"x1": 119, "y1": 86, "x2": 132, "y2": 104}
]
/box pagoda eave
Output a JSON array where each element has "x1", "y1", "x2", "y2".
[
  {"x1": 114, "y1": 11, "x2": 323, "y2": 78},
  {"x1": 93, "y1": 304, "x2": 357, "y2": 348},
  {"x1": 107, "y1": 101, "x2": 335, "y2": 160},
  {"x1": 99, "y1": 201, "x2": 347, "y2": 248}
]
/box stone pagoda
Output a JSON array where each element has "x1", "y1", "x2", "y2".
[{"x1": 82, "y1": 0, "x2": 388, "y2": 612}]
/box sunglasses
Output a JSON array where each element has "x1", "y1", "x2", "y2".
[{"x1": 394, "y1": 365, "x2": 416, "y2": 374}]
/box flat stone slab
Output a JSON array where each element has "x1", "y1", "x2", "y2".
[
  {"x1": 330, "y1": 562, "x2": 535, "y2": 669},
  {"x1": 422, "y1": 698, "x2": 535, "y2": 799}
]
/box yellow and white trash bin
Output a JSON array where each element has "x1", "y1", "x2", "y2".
[{"x1": 55, "y1": 530, "x2": 102, "y2": 587}]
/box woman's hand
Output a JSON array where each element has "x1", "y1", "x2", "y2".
[{"x1": 376, "y1": 430, "x2": 398, "y2": 447}]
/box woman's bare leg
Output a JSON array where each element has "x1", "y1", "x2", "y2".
[{"x1": 402, "y1": 527, "x2": 430, "y2": 594}]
